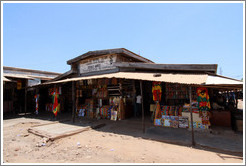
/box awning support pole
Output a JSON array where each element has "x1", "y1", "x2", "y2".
[
  {"x1": 72, "y1": 81, "x2": 75, "y2": 123},
  {"x1": 189, "y1": 86, "x2": 195, "y2": 146},
  {"x1": 140, "y1": 80, "x2": 145, "y2": 133},
  {"x1": 235, "y1": 89, "x2": 238, "y2": 109}
]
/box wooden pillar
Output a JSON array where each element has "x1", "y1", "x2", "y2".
[
  {"x1": 235, "y1": 89, "x2": 238, "y2": 109},
  {"x1": 140, "y1": 80, "x2": 145, "y2": 133},
  {"x1": 133, "y1": 80, "x2": 136, "y2": 117},
  {"x1": 189, "y1": 86, "x2": 195, "y2": 146},
  {"x1": 24, "y1": 87, "x2": 27, "y2": 116},
  {"x1": 72, "y1": 81, "x2": 76, "y2": 123}
]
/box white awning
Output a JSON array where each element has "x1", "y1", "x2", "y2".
[
  {"x1": 44, "y1": 72, "x2": 208, "y2": 85},
  {"x1": 205, "y1": 75, "x2": 243, "y2": 85}
]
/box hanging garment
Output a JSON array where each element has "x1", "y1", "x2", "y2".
[
  {"x1": 34, "y1": 94, "x2": 39, "y2": 115},
  {"x1": 52, "y1": 89, "x2": 60, "y2": 116},
  {"x1": 197, "y1": 87, "x2": 211, "y2": 111},
  {"x1": 152, "y1": 82, "x2": 162, "y2": 101}
]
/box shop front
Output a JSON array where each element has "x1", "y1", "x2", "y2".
[{"x1": 39, "y1": 48, "x2": 242, "y2": 134}]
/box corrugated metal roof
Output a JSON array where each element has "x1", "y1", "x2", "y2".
[
  {"x1": 4, "y1": 73, "x2": 55, "y2": 80},
  {"x1": 67, "y1": 48, "x2": 154, "y2": 65},
  {"x1": 4, "y1": 73, "x2": 35, "y2": 79},
  {"x1": 43, "y1": 72, "x2": 208, "y2": 85}
]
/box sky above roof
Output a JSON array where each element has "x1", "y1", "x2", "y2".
[{"x1": 3, "y1": 2, "x2": 244, "y2": 79}]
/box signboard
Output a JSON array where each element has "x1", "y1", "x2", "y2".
[{"x1": 79, "y1": 55, "x2": 117, "y2": 74}]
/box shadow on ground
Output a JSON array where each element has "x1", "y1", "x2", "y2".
[{"x1": 4, "y1": 112, "x2": 243, "y2": 157}]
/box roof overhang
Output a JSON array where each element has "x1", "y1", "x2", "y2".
[
  {"x1": 42, "y1": 72, "x2": 243, "y2": 90},
  {"x1": 43, "y1": 72, "x2": 208, "y2": 85}
]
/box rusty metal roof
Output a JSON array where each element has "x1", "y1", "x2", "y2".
[
  {"x1": 4, "y1": 73, "x2": 55, "y2": 80},
  {"x1": 67, "y1": 48, "x2": 154, "y2": 65}
]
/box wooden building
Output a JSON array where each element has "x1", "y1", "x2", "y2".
[
  {"x1": 3, "y1": 48, "x2": 243, "y2": 135},
  {"x1": 43, "y1": 48, "x2": 242, "y2": 134}
]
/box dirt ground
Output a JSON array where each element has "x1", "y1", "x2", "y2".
[{"x1": 2, "y1": 117, "x2": 244, "y2": 164}]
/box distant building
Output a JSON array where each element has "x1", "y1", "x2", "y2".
[{"x1": 3, "y1": 66, "x2": 61, "y2": 115}]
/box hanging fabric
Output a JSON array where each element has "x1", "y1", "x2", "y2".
[
  {"x1": 152, "y1": 82, "x2": 162, "y2": 101},
  {"x1": 196, "y1": 87, "x2": 211, "y2": 111},
  {"x1": 52, "y1": 88, "x2": 60, "y2": 116},
  {"x1": 34, "y1": 94, "x2": 39, "y2": 115}
]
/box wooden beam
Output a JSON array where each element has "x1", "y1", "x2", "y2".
[
  {"x1": 114, "y1": 62, "x2": 217, "y2": 73},
  {"x1": 189, "y1": 86, "x2": 195, "y2": 146},
  {"x1": 140, "y1": 80, "x2": 145, "y2": 133}
]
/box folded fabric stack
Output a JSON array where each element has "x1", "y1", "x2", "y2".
[
  {"x1": 161, "y1": 106, "x2": 182, "y2": 116},
  {"x1": 99, "y1": 105, "x2": 114, "y2": 119}
]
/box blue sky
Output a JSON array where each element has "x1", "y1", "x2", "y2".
[{"x1": 3, "y1": 3, "x2": 244, "y2": 79}]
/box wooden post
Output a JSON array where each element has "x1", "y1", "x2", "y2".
[
  {"x1": 54, "y1": 84, "x2": 57, "y2": 120},
  {"x1": 72, "y1": 81, "x2": 75, "y2": 123},
  {"x1": 140, "y1": 80, "x2": 145, "y2": 133},
  {"x1": 24, "y1": 87, "x2": 27, "y2": 116},
  {"x1": 189, "y1": 86, "x2": 195, "y2": 146},
  {"x1": 235, "y1": 89, "x2": 238, "y2": 109}
]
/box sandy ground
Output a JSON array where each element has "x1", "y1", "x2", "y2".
[{"x1": 2, "y1": 117, "x2": 244, "y2": 164}]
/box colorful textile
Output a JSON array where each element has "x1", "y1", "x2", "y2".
[
  {"x1": 51, "y1": 89, "x2": 60, "y2": 117},
  {"x1": 170, "y1": 116, "x2": 179, "y2": 128},
  {"x1": 34, "y1": 94, "x2": 39, "y2": 115},
  {"x1": 200, "y1": 111, "x2": 210, "y2": 125},
  {"x1": 152, "y1": 82, "x2": 162, "y2": 101},
  {"x1": 154, "y1": 119, "x2": 162, "y2": 126},
  {"x1": 197, "y1": 87, "x2": 211, "y2": 111},
  {"x1": 111, "y1": 110, "x2": 117, "y2": 121},
  {"x1": 163, "y1": 116, "x2": 171, "y2": 127},
  {"x1": 99, "y1": 105, "x2": 114, "y2": 119},
  {"x1": 154, "y1": 103, "x2": 162, "y2": 119}
]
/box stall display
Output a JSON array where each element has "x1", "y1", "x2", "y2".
[
  {"x1": 166, "y1": 83, "x2": 197, "y2": 100},
  {"x1": 154, "y1": 118, "x2": 162, "y2": 126},
  {"x1": 100, "y1": 105, "x2": 113, "y2": 119},
  {"x1": 163, "y1": 116, "x2": 171, "y2": 127},
  {"x1": 161, "y1": 105, "x2": 182, "y2": 116},
  {"x1": 77, "y1": 104, "x2": 89, "y2": 117},
  {"x1": 178, "y1": 117, "x2": 189, "y2": 128}
]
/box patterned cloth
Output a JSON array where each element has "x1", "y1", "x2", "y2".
[
  {"x1": 34, "y1": 94, "x2": 39, "y2": 115},
  {"x1": 152, "y1": 82, "x2": 162, "y2": 101},
  {"x1": 51, "y1": 89, "x2": 60, "y2": 116},
  {"x1": 196, "y1": 87, "x2": 211, "y2": 111}
]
